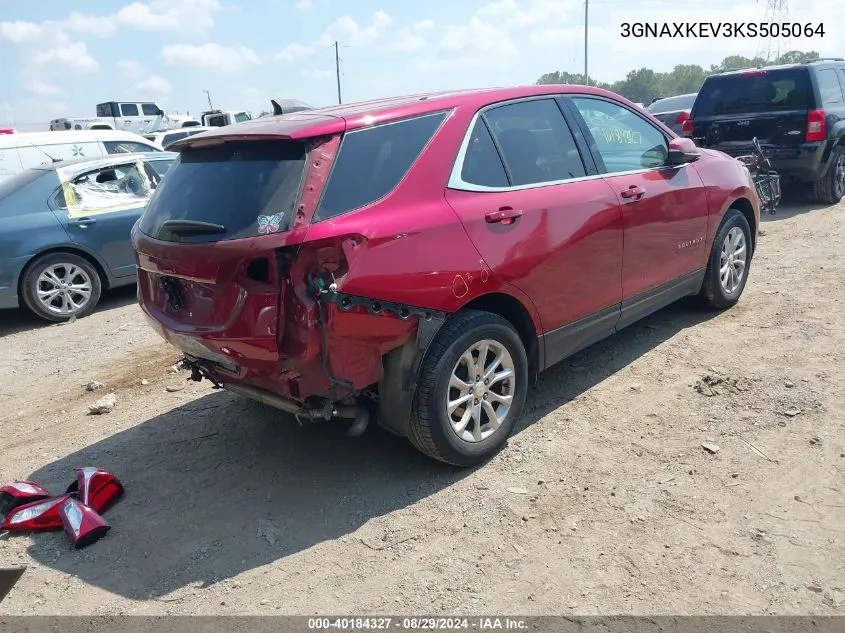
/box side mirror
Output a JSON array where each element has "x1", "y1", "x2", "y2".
[{"x1": 666, "y1": 137, "x2": 700, "y2": 166}]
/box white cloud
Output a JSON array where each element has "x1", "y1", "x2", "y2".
[
  {"x1": 387, "y1": 28, "x2": 428, "y2": 53},
  {"x1": 116, "y1": 0, "x2": 222, "y2": 31},
  {"x1": 161, "y1": 43, "x2": 261, "y2": 72},
  {"x1": 34, "y1": 42, "x2": 99, "y2": 73},
  {"x1": 62, "y1": 11, "x2": 118, "y2": 36},
  {"x1": 296, "y1": 0, "x2": 313, "y2": 9},
  {"x1": 116, "y1": 59, "x2": 147, "y2": 79},
  {"x1": 49, "y1": 101, "x2": 68, "y2": 114},
  {"x1": 436, "y1": 16, "x2": 519, "y2": 57},
  {"x1": 413, "y1": 20, "x2": 435, "y2": 31},
  {"x1": 275, "y1": 42, "x2": 315, "y2": 61},
  {"x1": 136, "y1": 74, "x2": 173, "y2": 95},
  {"x1": 0, "y1": 21, "x2": 42, "y2": 42},
  {"x1": 279, "y1": 10, "x2": 394, "y2": 62},
  {"x1": 26, "y1": 80, "x2": 64, "y2": 96}
]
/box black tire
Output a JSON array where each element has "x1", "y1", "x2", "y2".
[
  {"x1": 811, "y1": 145, "x2": 845, "y2": 205},
  {"x1": 698, "y1": 209, "x2": 753, "y2": 310},
  {"x1": 409, "y1": 310, "x2": 528, "y2": 467},
  {"x1": 21, "y1": 252, "x2": 102, "y2": 322}
]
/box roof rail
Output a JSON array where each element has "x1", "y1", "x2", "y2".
[{"x1": 801, "y1": 57, "x2": 844, "y2": 64}]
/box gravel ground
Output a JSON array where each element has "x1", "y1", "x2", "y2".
[{"x1": 0, "y1": 198, "x2": 843, "y2": 615}]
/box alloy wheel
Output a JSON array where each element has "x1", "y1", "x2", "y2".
[
  {"x1": 35, "y1": 263, "x2": 94, "y2": 316},
  {"x1": 719, "y1": 227, "x2": 747, "y2": 295},
  {"x1": 446, "y1": 339, "x2": 515, "y2": 443}
]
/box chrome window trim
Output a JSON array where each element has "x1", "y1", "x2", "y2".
[{"x1": 448, "y1": 93, "x2": 680, "y2": 193}]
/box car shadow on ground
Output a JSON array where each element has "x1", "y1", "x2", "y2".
[
  {"x1": 0, "y1": 286, "x2": 138, "y2": 338},
  {"x1": 21, "y1": 299, "x2": 720, "y2": 600}
]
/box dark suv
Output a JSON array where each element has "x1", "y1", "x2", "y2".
[{"x1": 684, "y1": 58, "x2": 845, "y2": 204}]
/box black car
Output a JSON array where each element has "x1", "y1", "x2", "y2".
[
  {"x1": 647, "y1": 93, "x2": 697, "y2": 135},
  {"x1": 684, "y1": 58, "x2": 845, "y2": 204}
]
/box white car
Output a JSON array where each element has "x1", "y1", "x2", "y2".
[
  {"x1": 0, "y1": 130, "x2": 161, "y2": 182},
  {"x1": 143, "y1": 127, "x2": 213, "y2": 150}
]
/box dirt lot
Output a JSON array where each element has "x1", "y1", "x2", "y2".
[{"x1": 1, "y1": 198, "x2": 844, "y2": 616}]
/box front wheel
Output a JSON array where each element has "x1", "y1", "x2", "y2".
[
  {"x1": 409, "y1": 310, "x2": 528, "y2": 467},
  {"x1": 698, "y1": 209, "x2": 752, "y2": 310},
  {"x1": 20, "y1": 253, "x2": 102, "y2": 322}
]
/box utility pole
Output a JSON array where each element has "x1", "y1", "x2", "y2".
[
  {"x1": 584, "y1": 0, "x2": 589, "y2": 86},
  {"x1": 334, "y1": 41, "x2": 342, "y2": 105},
  {"x1": 204, "y1": 90, "x2": 214, "y2": 110}
]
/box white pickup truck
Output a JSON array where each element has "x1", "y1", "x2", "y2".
[
  {"x1": 50, "y1": 101, "x2": 199, "y2": 134},
  {"x1": 200, "y1": 109, "x2": 252, "y2": 127}
]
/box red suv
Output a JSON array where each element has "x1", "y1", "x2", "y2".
[{"x1": 132, "y1": 85, "x2": 760, "y2": 466}]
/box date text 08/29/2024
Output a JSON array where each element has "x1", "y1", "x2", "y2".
[{"x1": 307, "y1": 617, "x2": 528, "y2": 630}]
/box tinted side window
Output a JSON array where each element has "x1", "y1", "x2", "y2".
[
  {"x1": 96, "y1": 103, "x2": 116, "y2": 118},
  {"x1": 317, "y1": 111, "x2": 447, "y2": 221},
  {"x1": 163, "y1": 132, "x2": 188, "y2": 146},
  {"x1": 484, "y1": 99, "x2": 586, "y2": 186},
  {"x1": 120, "y1": 103, "x2": 139, "y2": 117},
  {"x1": 460, "y1": 119, "x2": 509, "y2": 187},
  {"x1": 104, "y1": 140, "x2": 160, "y2": 154},
  {"x1": 817, "y1": 69, "x2": 844, "y2": 104},
  {"x1": 572, "y1": 97, "x2": 668, "y2": 173},
  {"x1": 142, "y1": 103, "x2": 160, "y2": 115}
]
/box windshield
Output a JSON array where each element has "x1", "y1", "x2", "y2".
[
  {"x1": 694, "y1": 69, "x2": 812, "y2": 116},
  {"x1": 137, "y1": 140, "x2": 306, "y2": 244},
  {"x1": 647, "y1": 94, "x2": 696, "y2": 113}
]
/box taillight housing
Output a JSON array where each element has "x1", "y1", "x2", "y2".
[
  {"x1": 59, "y1": 497, "x2": 110, "y2": 549},
  {"x1": 675, "y1": 111, "x2": 690, "y2": 125},
  {"x1": 681, "y1": 118, "x2": 694, "y2": 136},
  {"x1": 65, "y1": 468, "x2": 124, "y2": 514},
  {"x1": 0, "y1": 495, "x2": 71, "y2": 532},
  {"x1": 806, "y1": 109, "x2": 826, "y2": 142},
  {"x1": 0, "y1": 481, "x2": 51, "y2": 516}
]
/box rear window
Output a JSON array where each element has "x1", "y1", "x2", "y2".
[
  {"x1": 315, "y1": 111, "x2": 448, "y2": 221},
  {"x1": 694, "y1": 69, "x2": 812, "y2": 116},
  {"x1": 647, "y1": 94, "x2": 696, "y2": 113},
  {"x1": 0, "y1": 169, "x2": 46, "y2": 203},
  {"x1": 137, "y1": 140, "x2": 306, "y2": 244}
]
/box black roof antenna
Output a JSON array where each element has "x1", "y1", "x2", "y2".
[{"x1": 26, "y1": 142, "x2": 61, "y2": 163}]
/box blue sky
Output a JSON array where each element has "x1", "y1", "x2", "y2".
[{"x1": 0, "y1": 0, "x2": 839, "y2": 123}]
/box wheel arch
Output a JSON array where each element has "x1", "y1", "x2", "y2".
[
  {"x1": 377, "y1": 289, "x2": 541, "y2": 438},
  {"x1": 727, "y1": 196, "x2": 757, "y2": 255},
  {"x1": 18, "y1": 245, "x2": 112, "y2": 298}
]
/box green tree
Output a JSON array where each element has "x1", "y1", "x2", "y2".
[{"x1": 536, "y1": 50, "x2": 821, "y2": 103}]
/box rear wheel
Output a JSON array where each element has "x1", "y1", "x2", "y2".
[
  {"x1": 409, "y1": 310, "x2": 528, "y2": 467},
  {"x1": 21, "y1": 253, "x2": 102, "y2": 322},
  {"x1": 812, "y1": 145, "x2": 845, "y2": 205},
  {"x1": 698, "y1": 209, "x2": 752, "y2": 310}
]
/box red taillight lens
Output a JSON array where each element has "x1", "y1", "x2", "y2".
[
  {"x1": 681, "y1": 118, "x2": 694, "y2": 136},
  {"x1": 65, "y1": 468, "x2": 124, "y2": 514},
  {"x1": 675, "y1": 111, "x2": 690, "y2": 125},
  {"x1": 806, "y1": 109, "x2": 826, "y2": 142},
  {"x1": 59, "y1": 497, "x2": 110, "y2": 549},
  {"x1": 0, "y1": 495, "x2": 71, "y2": 532},
  {"x1": 0, "y1": 481, "x2": 51, "y2": 516}
]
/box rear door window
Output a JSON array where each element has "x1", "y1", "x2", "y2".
[
  {"x1": 459, "y1": 118, "x2": 509, "y2": 187},
  {"x1": 816, "y1": 69, "x2": 844, "y2": 105},
  {"x1": 137, "y1": 140, "x2": 307, "y2": 243},
  {"x1": 316, "y1": 111, "x2": 447, "y2": 221},
  {"x1": 694, "y1": 69, "x2": 812, "y2": 116},
  {"x1": 483, "y1": 98, "x2": 586, "y2": 186},
  {"x1": 120, "y1": 103, "x2": 140, "y2": 117}
]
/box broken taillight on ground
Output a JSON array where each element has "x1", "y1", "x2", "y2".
[
  {"x1": 0, "y1": 494, "x2": 71, "y2": 532},
  {"x1": 65, "y1": 467, "x2": 124, "y2": 514},
  {"x1": 59, "y1": 497, "x2": 110, "y2": 549},
  {"x1": 0, "y1": 468, "x2": 122, "y2": 548},
  {"x1": 0, "y1": 481, "x2": 51, "y2": 516}
]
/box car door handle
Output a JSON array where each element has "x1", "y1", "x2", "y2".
[
  {"x1": 485, "y1": 207, "x2": 523, "y2": 224},
  {"x1": 68, "y1": 217, "x2": 97, "y2": 227},
  {"x1": 620, "y1": 185, "x2": 646, "y2": 201}
]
